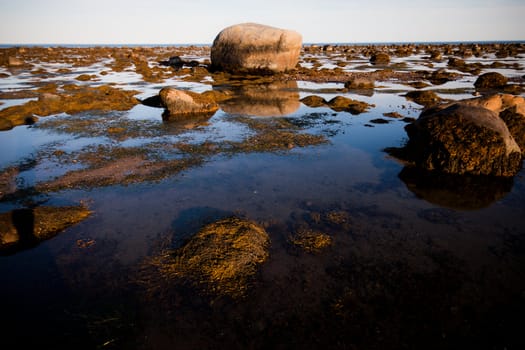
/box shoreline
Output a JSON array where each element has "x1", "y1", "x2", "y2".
[{"x1": 1, "y1": 40, "x2": 524, "y2": 48}]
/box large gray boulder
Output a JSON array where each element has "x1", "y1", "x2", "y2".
[{"x1": 210, "y1": 23, "x2": 302, "y2": 74}]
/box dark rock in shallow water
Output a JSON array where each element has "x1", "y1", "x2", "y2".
[
  {"x1": 448, "y1": 57, "x2": 466, "y2": 68},
  {"x1": 140, "y1": 94, "x2": 163, "y2": 108},
  {"x1": 443, "y1": 93, "x2": 525, "y2": 153},
  {"x1": 210, "y1": 22, "x2": 302, "y2": 74},
  {"x1": 370, "y1": 118, "x2": 390, "y2": 124},
  {"x1": 474, "y1": 72, "x2": 508, "y2": 89},
  {"x1": 370, "y1": 52, "x2": 390, "y2": 65},
  {"x1": 405, "y1": 90, "x2": 441, "y2": 107},
  {"x1": 326, "y1": 96, "x2": 373, "y2": 114},
  {"x1": 427, "y1": 69, "x2": 459, "y2": 85},
  {"x1": 166, "y1": 56, "x2": 183, "y2": 68},
  {"x1": 500, "y1": 105, "x2": 525, "y2": 151},
  {"x1": 344, "y1": 77, "x2": 375, "y2": 89},
  {"x1": 300, "y1": 95, "x2": 327, "y2": 108},
  {"x1": 403, "y1": 103, "x2": 522, "y2": 176}
]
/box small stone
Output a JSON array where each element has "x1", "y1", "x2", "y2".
[{"x1": 159, "y1": 87, "x2": 219, "y2": 119}]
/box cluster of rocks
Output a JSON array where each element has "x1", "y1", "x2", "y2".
[
  {"x1": 300, "y1": 95, "x2": 373, "y2": 114},
  {"x1": 390, "y1": 94, "x2": 525, "y2": 177},
  {"x1": 2, "y1": 23, "x2": 524, "y2": 182}
]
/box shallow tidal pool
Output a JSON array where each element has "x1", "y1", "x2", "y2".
[{"x1": 1, "y1": 45, "x2": 525, "y2": 350}]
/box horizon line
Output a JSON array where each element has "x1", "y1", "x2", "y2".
[{"x1": 1, "y1": 40, "x2": 524, "y2": 48}]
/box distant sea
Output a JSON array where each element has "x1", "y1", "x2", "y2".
[{"x1": 0, "y1": 40, "x2": 524, "y2": 48}]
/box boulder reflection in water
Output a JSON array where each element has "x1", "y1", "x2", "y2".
[
  {"x1": 398, "y1": 167, "x2": 514, "y2": 210},
  {"x1": 218, "y1": 80, "x2": 300, "y2": 117}
]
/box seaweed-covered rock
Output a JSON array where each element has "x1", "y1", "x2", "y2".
[
  {"x1": 344, "y1": 77, "x2": 375, "y2": 89},
  {"x1": 300, "y1": 95, "x2": 327, "y2": 108},
  {"x1": 435, "y1": 94, "x2": 525, "y2": 152},
  {"x1": 159, "y1": 87, "x2": 219, "y2": 119},
  {"x1": 405, "y1": 90, "x2": 441, "y2": 107},
  {"x1": 474, "y1": 72, "x2": 508, "y2": 89},
  {"x1": 500, "y1": 105, "x2": 525, "y2": 152},
  {"x1": 211, "y1": 23, "x2": 302, "y2": 74},
  {"x1": 152, "y1": 217, "x2": 270, "y2": 297},
  {"x1": 289, "y1": 228, "x2": 332, "y2": 253},
  {"x1": 0, "y1": 205, "x2": 91, "y2": 254},
  {"x1": 404, "y1": 103, "x2": 522, "y2": 176},
  {"x1": 370, "y1": 52, "x2": 390, "y2": 65},
  {"x1": 327, "y1": 96, "x2": 373, "y2": 114},
  {"x1": 427, "y1": 69, "x2": 459, "y2": 85}
]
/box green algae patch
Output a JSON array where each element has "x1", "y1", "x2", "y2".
[
  {"x1": 0, "y1": 84, "x2": 140, "y2": 129},
  {"x1": 0, "y1": 205, "x2": 91, "y2": 255},
  {"x1": 147, "y1": 217, "x2": 270, "y2": 298}
]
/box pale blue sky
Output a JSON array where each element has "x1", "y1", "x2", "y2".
[{"x1": 0, "y1": 0, "x2": 523, "y2": 44}]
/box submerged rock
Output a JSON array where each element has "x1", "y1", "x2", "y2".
[
  {"x1": 211, "y1": 23, "x2": 302, "y2": 74},
  {"x1": 152, "y1": 217, "x2": 270, "y2": 297},
  {"x1": 0, "y1": 205, "x2": 91, "y2": 255},
  {"x1": 159, "y1": 87, "x2": 219, "y2": 120},
  {"x1": 289, "y1": 228, "x2": 332, "y2": 253}
]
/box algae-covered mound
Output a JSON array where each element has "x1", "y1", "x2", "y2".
[
  {"x1": 154, "y1": 217, "x2": 270, "y2": 297},
  {"x1": 0, "y1": 205, "x2": 91, "y2": 254},
  {"x1": 289, "y1": 228, "x2": 332, "y2": 253},
  {"x1": 0, "y1": 84, "x2": 139, "y2": 130}
]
